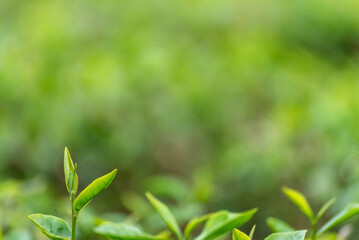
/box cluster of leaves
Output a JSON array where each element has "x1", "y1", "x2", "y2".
[
  {"x1": 266, "y1": 187, "x2": 359, "y2": 240},
  {"x1": 95, "y1": 192, "x2": 257, "y2": 240},
  {"x1": 27, "y1": 149, "x2": 359, "y2": 240},
  {"x1": 28, "y1": 148, "x2": 117, "y2": 240}
]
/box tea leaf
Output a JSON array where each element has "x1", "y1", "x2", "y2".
[
  {"x1": 145, "y1": 192, "x2": 182, "y2": 240},
  {"x1": 264, "y1": 230, "x2": 307, "y2": 240},
  {"x1": 266, "y1": 217, "x2": 295, "y2": 233},
  {"x1": 64, "y1": 147, "x2": 78, "y2": 196},
  {"x1": 74, "y1": 169, "x2": 117, "y2": 212},
  {"x1": 28, "y1": 214, "x2": 71, "y2": 240},
  {"x1": 249, "y1": 225, "x2": 256, "y2": 240},
  {"x1": 94, "y1": 222, "x2": 169, "y2": 240},
  {"x1": 194, "y1": 208, "x2": 257, "y2": 240},
  {"x1": 282, "y1": 187, "x2": 314, "y2": 221},
  {"x1": 317, "y1": 203, "x2": 359, "y2": 236},
  {"x1": 184, "y1": 213, "x2": 214, "y2": 239},
  {"x1": 316, "y1": 198, "x2": 336, "y2": 222},
  {"x1": 232, "y1": 229, "x2": 250, "y2": 240}
]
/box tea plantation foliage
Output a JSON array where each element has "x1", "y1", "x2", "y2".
[{"x1": 1, "y1": 0, "x2": 359, "y2": 239}]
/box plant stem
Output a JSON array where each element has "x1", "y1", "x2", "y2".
[
  {"x1": 311, "y1": 221, "x2": 317, "y2": 240},
  {"x1": 71, "y1": 196, "x2": 78, "y2": 240}
]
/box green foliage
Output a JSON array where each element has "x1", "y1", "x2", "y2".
[
  {"x1": 282, "y1": 187, "x2": 314, "y2": 222},
  {"x1": 74, "y1": 169, "x2": 117, "y2": 212},
  {"x1": 232, "y1": 227, "x2": 306, "y2": 240},
  {"x1": 96, "y1": 193, "x2": 257, "y2": 240},
  {"x1": 266, "y1": 217, "x2": 295, "y2": 233},
  {"x1": 146, "y1": 192, "x2": 182, "y2": 240},
  {"x1": 28, "y1": 148, "x2": 117, "y2": 240},
  {"x1": 268, "y1": 187, "x2": 359, "y2": 240},
  {"x1": 232, "y1": 229, "x2": 250, "y2": 240},
  {"x1": 317, "y1": 203, "x2": 359, "y2": 236},
  {"x1": 264, "y1": 231, "x2": 307, "y2": 240},
  {"x1": 28, "y1": 214, "x2": 71, "y2": 240},
  {"x1": 94, "y1": 223, "x2": 169, "y2": 240}
]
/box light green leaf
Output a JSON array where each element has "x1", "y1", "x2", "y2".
[
  {"x1": 74, "y1": 169, "x2": 117, "y2": 212},
  {"x1": 249, "y1": 225, "x2": 256, "y2": 240},
  {"x1": 266, "y1": 217, "x2": 295, "y2": 233},
  {"x1": 317, "y1": 203, "x2": 359, "y2": 236},
  {"x1": 28, "y1": 214, "x2": 71, "y2": 240},
  {"x1": 64, "y1": 147, "x2": 78, "y2": 196},
  {"x1": 282, "y1": 187, "x2": 314, "y2": 221},
  {"x1": 94, "y1": 222, "x2": 169, "y2": 240},
  {"x1": 316, "y1": 198, "x2": 336, "y2": 222},
  {"x1": 194, "y1": 208, "x2": 257, "y2": 240},
  {"x1": 145, "y1": 192, "x2": 182, "y2": 240},
  {"x1": 232, "y1": 229, "x2": 250, "y2": 240},
  {"x1": 264, "y1": 230, "x2": 307, "y2": 240},
  {"x1": 184, "y1": 213, "x2": 214, "y2": 239}
]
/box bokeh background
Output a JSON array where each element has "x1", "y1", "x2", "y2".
[{"x1": 1, "y1": 0, "x2": 359, "y2": 239}]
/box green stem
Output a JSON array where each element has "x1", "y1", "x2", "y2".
[
  {"x1": 311, "y1": 221, "x2": 317, "y2": 240},
  {"x1": 71, "y1": 196, "x2": 78, "y2": 240}
]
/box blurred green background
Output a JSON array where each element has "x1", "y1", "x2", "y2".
[{"x1": 1, "y1": 0, "x2": 359, "y2": 239}]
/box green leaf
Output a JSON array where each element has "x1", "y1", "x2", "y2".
[
  {"x1": 266, "y1": 217, "x2": 295, "y2": 233},
  {"x1": 145, "y1": 192, "x2": 182, "y2": 240},
  {"x1": 265, "y1": 230, "x2": 307, "y2": 240},
  {"x1": 317, "y1": 203, "x2": 359, "y2": 236},
  {"x1": 194, "y1": 208, "x2": 257, "y2": 240},
  {"x1": 74, "y1": 169, "x2": 117, "y2": 212},
  {"x1": 232, "y1": 229, "x2": 250, "y2": 240},
  {"x1": 249, "y1": 225, "x2": 256, "y2": 240},
  {"x1": 64, "y1": 147, "x2": 78, "y2": 196},
  {"x1": 282, "y1": 187, "x2": 314, "y2": 222},
  {"x1": 28, "y1": 214, "x2": 71, "y2": 240},
  {"x1": 316, "y1": 198, "x2": 336, "y2": 222},
  {"x1": 94, "y1": 222, "x2": 169, "y2": 240},
  {"x1": 184, "y1": 213, "x2": 214, "y2": 239}
]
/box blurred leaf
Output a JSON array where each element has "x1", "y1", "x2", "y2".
[
  {"x1": 184, "y1": 213, "x2": 214, "y2": 239},
  {"x1": 316, "y1": 198, "x2": 336, "y2": 221},
  {"x1": 194, "y1": 208, "x2": 257, "y2": 240},
  {"x1": 143, "y1": 175, "x2": 189, "y2": 201},
  {"x1": 266, "y1": 217, "x2": 295, "y2": 233},
  {"x1": 94, "y1": 222, "x2": 169, "y2": 240},
  {"x1": 28, "y1": 214, "x2": 71, "y2": 240},
  {"x1": 232, "y1": 229, "x2": 250, "y2": 240},
  {"x1": 74, "y1": 169, "x2": 117, "y2": 212},
  {"x1": 249, "y1": 225, "x2": 256, "y2": 240},
  {"x1": 282, "y1": 187, "x2": 314, "y2": 221},
  {"x1": 145, "y1": 192, "x2": 182, "y2": 240},
  {"x1": 264, "y1": 230, "x2": 307, "y2": 240},
  {"x1": 3, "y1": 229, "x2": 32, "y2": 240},
  {"x1": 317, "y1": 203, "x2": 359, "y2": 236}
]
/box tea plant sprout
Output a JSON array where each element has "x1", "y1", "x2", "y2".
[
  {"x1": 28, "y1": 147, "x2": 117, "y2": 240},
  {"x1": 95, "y1": 192, "x2": 258, "y2": 240},
  {"x1": 232, "y1": 227, "x2": 307, "y2": 240},
  {"x1": 267, "y1": 187, "x2": 359, "y2": 240}
]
